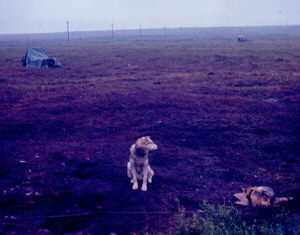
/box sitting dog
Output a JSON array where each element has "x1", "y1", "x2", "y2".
[{"x1": 127, "y1": 136, "x2": 157, "y2": 191}]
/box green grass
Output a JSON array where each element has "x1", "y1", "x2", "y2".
[{"x1": 171, "y1": 201, "x2": 299, "y2": 235}]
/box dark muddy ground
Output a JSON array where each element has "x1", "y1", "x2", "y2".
[{"x1": 0, "y1": 26, "x2": 299, "y2": 234}]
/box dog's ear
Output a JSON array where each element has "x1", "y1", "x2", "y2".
[
  {"x1": 243, "y1": 187, "x2": 255, "y2": 196},
  {"x1": 140, "y1": 137, "x2": 147, "y2": 144},
  {"x1": 242, "y1": 187, "x2": 250, "y2": 195}
]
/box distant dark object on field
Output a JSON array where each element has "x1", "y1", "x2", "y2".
[
  {"x1": 22, "y1": 48, "x2": 62, "y2": 68},
  {"x1": 237, "y1": 35, "x2": 247, "y2": 42}
]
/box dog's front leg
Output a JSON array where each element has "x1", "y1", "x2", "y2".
[
  {"x1": 127, "y1": 162, "x2": 133, "y2": 179},
  {"x1": 131, "y1": 168, "x2": 138, "y2": 190},
  {"x1": 147, "y1": 165, "x2": 154, "y2": 183},
  {"x1": 141, "y1": 168, "x2": 148, "y2": 191}
]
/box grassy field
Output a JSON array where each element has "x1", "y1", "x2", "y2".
[{"x1": 0, "y1": 26, "x2": 299, "y2": 234}]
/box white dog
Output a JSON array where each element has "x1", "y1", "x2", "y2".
[{"x1": 127, "y1": 136, "x2": 157, "y2": 191}]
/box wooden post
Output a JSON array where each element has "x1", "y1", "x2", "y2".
[
  {"x1": 139, "y1": 25, "x2": 142, "y2": 37},
  {"x1": 66, "y1": 21, "x2": 70, "y2": 41}
]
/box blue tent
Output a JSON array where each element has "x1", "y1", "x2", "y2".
[{"x1": 22, "y1": 48, "x2": 62, "y2": 68}]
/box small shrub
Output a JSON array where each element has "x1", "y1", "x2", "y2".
[
  {"x1": 257, "y1": 213, "x2": 300, "y2": 235},
  {"x1": 172, "y1": 201, "x2": 299, "y2": 235}
]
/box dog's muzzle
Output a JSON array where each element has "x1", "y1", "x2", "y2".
[{"x1": 150, "y1": 144, "x2": 158, "y2": 150}]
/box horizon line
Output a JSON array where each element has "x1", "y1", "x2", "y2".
[{"x1": 1, "y1": 24, "x2": 300, "y2": 36}]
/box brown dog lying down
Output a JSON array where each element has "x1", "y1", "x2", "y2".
[
  {"x1": 234, "y1": 186, "x2": 293, "y2": 207},
  {"x1": 127, "y1": 136, "x2": 158, "y2": 191}
]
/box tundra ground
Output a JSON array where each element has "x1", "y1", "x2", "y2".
[{"x1": 0, "y1": 26, "x2": 299, "y2": 234}]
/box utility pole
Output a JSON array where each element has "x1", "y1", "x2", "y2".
[
  {"x1": 66, "y1": 21, "x2": 70, "y2": 41},
  {"x1": 111, "y1": 23, "x2": 114, "y2": 39},
  {"x1": 139, "y1": 24, "x2": 142, "y2": 37}
]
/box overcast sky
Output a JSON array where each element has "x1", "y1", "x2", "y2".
[{"x1": 0, "y1": 0, "x2": 299, "y2": 34}]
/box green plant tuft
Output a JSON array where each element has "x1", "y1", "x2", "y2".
[{"x1": 172, "y1": 201, "x2": 299, "y2": 235}]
